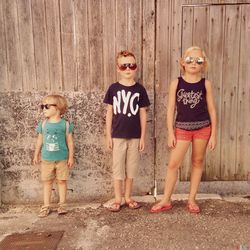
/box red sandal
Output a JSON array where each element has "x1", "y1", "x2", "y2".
[
  {"x1": 187, "y1": 203, "x2": 200, "y2": 214},
  {"x1": 150, "y1": 203, "x2": 172, "y2": 213}
]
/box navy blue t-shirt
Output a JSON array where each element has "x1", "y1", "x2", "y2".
[
  {"x1": 175, "y1": 77, "x2": 211, "y2": 131},
  {"x1": 104, "y1": 82, "x2": 150, "y2": 138}
]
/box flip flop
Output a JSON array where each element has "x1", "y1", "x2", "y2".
[
  {"x1": 126, "y1": 200, "x2": 141, "y2": 209},
  {"x1": 187, "y1": 203, "x2": 200, "y2": 214},
  {"x1": 108, "y1": 202, "x2": 122, "y2": 212},
  {"x1": 150, "y1": 203, "x2": 173, "y2": 213}
]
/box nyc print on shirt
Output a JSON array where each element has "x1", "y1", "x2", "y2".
[
  {"x1": 104, "y1": 82, "x2": 150, "y2": 138},
  {"x1": 113, "y1": 89, "x2": 140, "y2": 117}
]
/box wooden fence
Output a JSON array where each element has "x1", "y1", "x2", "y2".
[{"x1": 0, "y1": 0, "x2": 249, "y2": 182}]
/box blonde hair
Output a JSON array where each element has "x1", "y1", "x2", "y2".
[
  {"x1": 180, "y1": 46, "x2": 210, "y2": 73},
  {"x1": 42, "y1": 94, "x2": 68, "y2": 115},
  {"x1": 116, "y1": 50, "x2": 136, "y2": 63}
]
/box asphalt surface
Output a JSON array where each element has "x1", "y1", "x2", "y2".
[{"x1": 0, "y1": 196, "x2": 250, "y2": 250}]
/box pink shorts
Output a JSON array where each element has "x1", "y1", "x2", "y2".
[{"x1": 175, "y1": 126, "x2": 211, "y2": 141}]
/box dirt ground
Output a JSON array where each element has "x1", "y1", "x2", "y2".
[{"x1": 0, "y1": 199, "x2": 250, "y2": 250}]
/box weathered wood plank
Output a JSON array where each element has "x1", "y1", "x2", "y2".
[
  {"x1": 31, "y1": 0, "x2": 50, "y2": 90},
  {"x1": 45, "y1": 0, "x2": 62, "y2": 91},
  {"x1": 0, "y1": 0, "x2": 8, "y2": 91},
  {"x1": 88, "y1": 0, "x2": 103, "y2": 90},
  {"x1": 155, "y1": 0, "x2": 171, "y2": 187},
  {"x1": 205, "y1": 5, "x2": 225, "y2": 180},
  {"x1": 155, "y1": 0, "x2": 171, "y2": 92},
  {"x1": 142, "y1": 0, "x2": 155, "y2": 90},
  {"x1": 74, "y1": 0, "x2": 90, "y2": 91},
  {"x1": 116, "y1": 0, "x2": 128, "y2": 53},
  {"x1": 3, "y1": 0, "x2": 23, "y2": 90},
  {"x1": 170, "y1": 0, "x2": 183, "y2": 80},
  {"x1": 181, "y1": 6, "x2": 193, "y2": 53},
  {"x1": 60, "y1": 0, "x2": 77, "y2": 91},
  {"x1": 236, "y1": 5, "x2": 250, "y2": 180},
  {"x1": 102, "y1": 0, "x2": 116, "y2": 90},
  {"x1": 220, "y1": 5, "x2": 241, "y2": 180},
  {"x1": 193, "y1": 6, "x2": 209, "y2": 52},
  {"x1": 17, "y1": 0, "x2": 36, "y2": 90},
  {"x1": 127, "y1": 0, "x2": 142, "y2": 82}
]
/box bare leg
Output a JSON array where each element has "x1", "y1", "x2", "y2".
[
  {"x1": 188, "y1": 139, "x2": 208, "y2": 205},
  {"x1": 57, "y1": 180, "x2": 67, "y2": 205},
  {"x1": 43, "y1": 180, "x2": 53, "y2": 206},
  {"x1": 152, "y1": 140, "x2": 190, "y2": 210},
  {"x1": 114, "y1": 179, "x2": 123, "y2": 203},
  {"x1": 124, "y1": 178, "x2": 133, "y2": 202}
]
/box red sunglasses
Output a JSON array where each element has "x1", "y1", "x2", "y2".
[{"x1": 118, "y1": 63, "x2": 137, "y2": 71}]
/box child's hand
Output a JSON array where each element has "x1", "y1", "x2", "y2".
[
  {"x1": 67, "y1": 157, "x2": 74, "y2": 168},
  {"x1": 106, "y1": 136, "x2": 113, "y2": 150},
  {"x1": 32, "y1": 156, "x2": 40, "y2": 165},
  {"x1": 208, "y1": 135, "x2": 216, "y2": 151},
  {"x1": 139, "y1": 138, "x2": 145, "y2": 152},
  {"x1": 168, "y1": 133, "x2": 176, "y2": 148}
]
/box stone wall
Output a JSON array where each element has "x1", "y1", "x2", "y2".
[{"x1": 0, "y1": 92, "x2": 154, "y2": 204}]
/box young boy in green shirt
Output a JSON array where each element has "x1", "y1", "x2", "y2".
[{"x1": 33, "y1": 94, "x2": 74, "y2": 217}]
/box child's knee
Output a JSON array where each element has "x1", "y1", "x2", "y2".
[
  {"x1": 57, "y1": 179, "x2": 67, "y2": 185},
  {"x1": 43, "y1": 179, "x2": 54, "y2": 185},
  {"x1": 191, "y1": 157, "x2": 204, "y2": 168}
]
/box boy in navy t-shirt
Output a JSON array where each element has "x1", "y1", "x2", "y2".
[{"x1": 104, "y1": 50, "x2": 150, "y2": 212}]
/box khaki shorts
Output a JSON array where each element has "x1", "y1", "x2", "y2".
[
  {"x1": 112, "y1": 138, "x2": 140, "y2": 180},
  {"x1": 41, "y1": 160, "x2": 69, "y2": 181}
]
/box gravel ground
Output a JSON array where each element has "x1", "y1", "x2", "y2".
[{"x1": 0, "y1": 199, "x2": 250, "y2": 250}]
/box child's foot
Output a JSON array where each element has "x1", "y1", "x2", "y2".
[
  {"x1": 58, "y1": 205, "x2": 68, "y2": 215},
  {"x1": 38, "y1": 205, "x2": 51, "y2": 218},
  {"x1": 109, "y1": 202, "x2": 122, "y2": 212},
  {"x1": 187, "y1": 202, "x2": 200, "y2": 213},
  {"x1": 125, "y1": 200, "x2": 141, "y2": 209},
  {"x1": 150, "y1": 201, "x2": 172, "y2": 213}
]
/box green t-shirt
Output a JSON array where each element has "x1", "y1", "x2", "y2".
[{"x1": 35, "y1": 118, "x2": 73, "y2": 161}]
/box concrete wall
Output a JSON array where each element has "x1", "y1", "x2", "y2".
[{"x1": 0, "y1": 92, "x2": 154, "y2": 204}]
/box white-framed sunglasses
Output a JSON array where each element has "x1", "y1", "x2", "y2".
[{"x1": 184, "y1": 56, "x2": 205, "y2": 65}]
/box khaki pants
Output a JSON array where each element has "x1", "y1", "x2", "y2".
[{"x1": 112, "y1": 138, "x2": 140, "y2": 180}]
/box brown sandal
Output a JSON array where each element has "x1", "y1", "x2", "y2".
[
  {"x1": 38, "y1": 205, "x2": 51, "y2": 218},
  {"x1": 109, "y1": 202, "x2": 122, "y2": 212},
  {"x1": 58, "y1": 205, "x2": 68, "y2": 215},
  {"x1": 126, "y1": 200, "x2": 141, "y2": 209}
]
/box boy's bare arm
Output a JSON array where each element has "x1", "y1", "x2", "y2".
[
  {"x1": 139, "y1": 107, "x2": 147, "y2": 151},
  {"x1": 106, "y1": 104, "x2": 113, "y2": 150},
  {"x1": 66, "y1": 133, "x2": 74, "y2": 167},
  {"x1": 33, "y1": 134, "x2": 43, "y2": 164}
]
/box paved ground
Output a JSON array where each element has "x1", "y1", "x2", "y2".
[{"x1": 0, "y1": 195, "x2": 250, "y2": 250}]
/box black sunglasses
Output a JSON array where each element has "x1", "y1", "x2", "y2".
[
  {"x1": 118, "y1": 63, "x2": 137, "y2": 71},
  {"x1": 40, "y1": 104, "x2": 57, "y2": 110}
]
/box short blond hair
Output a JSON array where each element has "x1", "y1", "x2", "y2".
[
  {"x1": 180, "y1": 46, "x2": 210, "y2": 73},
  {"x1": 116, "y1": 50, "x2": 136, "y2": 63},
  {"x1": 42, "y1": 94, "x2": 68, "y2": 115}
]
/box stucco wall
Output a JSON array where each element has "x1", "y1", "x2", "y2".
[{"x1": 0, "y1": 92, "x2": 154, "y2": 204}]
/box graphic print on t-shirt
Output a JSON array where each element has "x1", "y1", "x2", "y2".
[
  {"x1": 113, "y1": 89, "x2": 140, "y2": 117},
  {"x1": 46, "y1": 134, "x2": 59, "y2": 151},
  {"x1": 177, "y1": 89, "x2": 203, "y2": 109}
]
